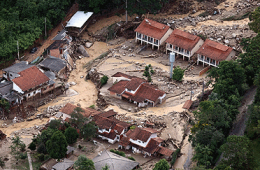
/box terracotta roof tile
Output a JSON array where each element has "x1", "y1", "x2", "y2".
[
  {"x1": 98, "y1": 130, "x2": 117, "y2": 140},
  {"x1": 182, "y1": 100, "x2": 193, "y2": 109},
  {"x1": 108, "y1": 80, "x2": 128, "y2": 94},
  {"x1": 59, "y1": 103, "x2": 101, "y2": 117},
  {"x1": 125, "y1": 78, "x2": 146, "y2": 91},
  {"x1": 119, "y1": 136, "x2": 130, "y2": 147},
  {"x1": 125, "y1": 127, "x2": 157, "y2": 142},
  {"x1": 135, "y1": 19, "x2": 170, "y2": 40},
  {"x1": 111, "y1": 72, "x2": 133, "y2": 79},
  {"x1": 165, "y1": 29, "x2": 201, "y2": 51},
  {"x1": 158, "y1": 146, "x2": 174, "y2": 157},
  {"x1": 196, "y1": 39, "x2": 233, "y2": 61},
  {"x1": 143, "y1": 138, "x2": 161, "y2": 154},
  {"x1": 130, "y1": 83, "x2": 165, "y2": 103},
  {"x1": 97, "y1": 110, "x2": 117, "y2": 118},
  {"x1": 12, "y1": 66, "x2": 49, "y2": 92}
]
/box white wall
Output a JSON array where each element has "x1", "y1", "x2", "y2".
[
  {"x1": 129, "y1": 133, "x2": 157, "y2": 148},
  {"x1": 191, "y1": 39, "x2": 204, "y2": 56},
  {"x1": 226, "y1": 50, "x2": 236, "y2": 61},
  {"x1": 160, "y1": 29, "x2": 173, "y2": 45},
  {"x1": 13, "y1": 83, "x2": 24, "y2": 94},
  {"x1": 112, "y1": 77, "x2": 131, "y2": 84}
]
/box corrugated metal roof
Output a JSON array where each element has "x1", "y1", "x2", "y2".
[{"x1": 66, "y1": 11, "x2": 93, "y2": 28}]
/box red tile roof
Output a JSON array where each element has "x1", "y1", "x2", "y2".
[
  {"x1": 98, "y1": 130, "x2": 117, "y2": 140},
  {"x1": 97, "y1": 110, "x2": 117, "y2": 118},
  {"x1": 60, "y1": 103, "x2": 101, "y2": 117},
  {"x1": 135, "y1": 19, "x2": 170, "y2": 40},
  {"x1": 158, "y1": 146, "x2": 174, "y2": 157},
  {"x1": 111, "y1": 72, "x2": 133, "y2": 79},
  {"x1": 165, "y1": 29, "x2": 201, "y2": 51},
  {"x1": 108, "y1": 80, "x2": 128, "y2": 94},
  {"x1": 125, "y1": 78, "x2": 146, "y2": 91},
  {"x1": 196, "y1": 39, "x2": 233, "y2": 61},
  {"x1": 182, "y1": 100, "x2": 193, "y2": 109},
  {"x1": 119, "y1": 136, "x2": 130, "y2": 147},
  {"x1": 12, "y1": 66, "x2": 49, "y2": 92},
  {"x1": 143, "y1": 138, "x2": 160, "y2": 154},
  {"x1": 125, "y1": 127, "x2": 157, "y2": 142},
  {"x1": 131, "y1": 83, "x2": 165, "y2": 103}
]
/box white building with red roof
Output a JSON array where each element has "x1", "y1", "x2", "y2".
[
  {"x1": 108, "y1": 72, "x2": 166, "y2": 107},
  {"x1": 165, "y1": 29, "x2": 204, "y2": 60},
  {"x1": 196, "y1": 39, "x2": 235, "y2": 67},
  {"x1": 135, "y1": 19, "x2": 173, "y2": 50}
]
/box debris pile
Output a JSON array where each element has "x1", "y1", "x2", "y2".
[{"x1": 0, "y1": 130, "x2": 6, "y2": 140}]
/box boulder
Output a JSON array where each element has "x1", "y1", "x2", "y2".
[{"x1": 78, "y1": 45, "x2": 89, "y2": 57}]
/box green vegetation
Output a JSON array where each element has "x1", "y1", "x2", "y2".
[
  {"x1": 143, "y1": 64, "x2": 155, "y2": 82},
  {"x1": 0, "y1": 157, "x2": 5, "y2": 168},
  {"x1": 128, "y1": 156, "x2": 135, "y2": 161},
  {"x1": 64, "y1": 127, "x2": 79, "y2": 144},
  {"x1": 171, "y1": 148, "x2": 180, "y2": 167},
  {"x1": 222, "y1": 12, "x2": 250, "y2": 21},
  {"x1": 101, "y1": 75, "x2": 109, "y2": 86},
  {"x1": 172, "y1": 66, "x2": 185, "y2": 82},
  {"x1": 153, "y1": 159, "x2": 170, "y2": 170},
  {"x1": 249, "y1": 6, "x2": 260, "y2": 33},
  {"x1": 49, "y1": 119, "x2": 61, "y2": 130},
  {"x1": 46, "y1": 131, "x2": 68, "y2": 160},
  {"x1": 10, "y1": 136, "x2": 26, "y2": 160},
  {"x1": 70, "y1": 107, "x2": 87, "y2": 129},
  {"x1": 89, "y1": 105, "x2": 95, "y2": 109},
  {"x1": 80, "y1": 121, "x2": 98, "y2": 140},
  {"x1": 28, "y1": 142, "x2": 36, "y2": 151},
  {"x1": 110, "y1": 149, "x2": 126, "y2": 157},
  {"x1": 74, "y1": 155, "x2": 95, "y2": 170},
  {"x1": 78, "y1": 0, "x2": 168, "y2": 16},
  {"x1": 0, "y1": 0, "x2": 74, "y2": 60},
  {"x1": 102, "y1": 164, "x2": 110, "y2": 170}
]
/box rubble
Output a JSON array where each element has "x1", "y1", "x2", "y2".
[
  {"x1": 0, "y1": 130, "x2": 6, "y2": 140},
  {"x1": 78, "y1": 45, "x2": 89, "y2": 57}
]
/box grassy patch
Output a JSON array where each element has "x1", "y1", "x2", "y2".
[{"x1": 250, "y1": 138, "x2": 260, "y2": 169}]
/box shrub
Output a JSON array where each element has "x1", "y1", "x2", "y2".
[
  {"x1": 64, "y1": 127, "x2": 79, "y2": 144},
  {"x1": 20, "y1": 143, "x2": 26, "y2": 152},
  {"x1": 128, "y1": 156, "x2": 135, "y2": 161},
  {"x1": 130, "y1": 125, "x2": 136, "y2": 130},
  {"x1": 37, "y1": 143, "x2": 47, "y2": 154},
  {"x1": 101, "y1": 75, "x2": 109, "y2": 86},
  {"x1": 78, "y1": 145, "x2": 83, "y2": 150},
  {"x1": 38, "y1": 153, "x2": 45, "y2": 162},
  {"x1": 89, "y1": 105, "x2": 95, "y2": 109},
  {"x1": 170, "y1": 149, "x2": 180, "y2": 167},
  {"x1": 19, "y1": 152, "x2": 27, "y2": 159},
  {"x1": 28, "y1": 142, "x2": 36, "y2": 151},
  {"x1": 110, "y1": 149, "x2": 126, "y2": 157},
  {"x1": 0, "y1": 157, "x2": 4, "y2": 168},
  {"x1": 172, "y1": 66, "x2": 185, "y2": 82}
]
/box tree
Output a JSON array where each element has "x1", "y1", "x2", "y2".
[
  {"x1": 249, "y1": 6, "x2": 260, "y2": 33},
  {"x1": 10, "y1": 135, "x2": 26, "y2": 159},
  {"x1": 208, "y1": 60, "x2": 246, "y2": 101},
  {"x1": 0, "y1": 99, "x2": 10, "y2": 117},
  {"x1": 49, "y1": 119, "x2": 61, "y2": 129},
  {"x1": 220, "y1": 135, "x2": 250, "y2": 170},
  {"x1": 170, "y1": 148, "x2": 180, "y2": 167},
  {"x1": 0, "y1": 157, "x2": 4, "y2": 168},
  {"x1": 239, "y1": 34, "x2": 260, "y2": 85},
  {"x1": 172, "y1": 66, "x2": 185, "y2": 81},
  {"x1": 70, "y1": 107, "x2": 87, "y2": 129},
  {"x1": 74, "y1": 155, "x2": 95, "y2": 170},
  {"x1": 153, "y1": 159, "x2": 170, "y2": 170},
  {"x1": 46, "y1": 131, "x2": 68, "y2": 160},
  {"x1": 143, "y1": 64, "x2": 154, "y2": 82},
  {"x1": 80, "y1": 122, "x2": 98, "y2": 140},
  {"x1": 100, "y1": 75, "x2": 109, "y2": 86},
  {"x1": 128, "y1": 0, "x2": 168, "y2": 16},
  {"x1": 64, "y1": 127, "x2": 79, "y2": 144},
  {"x1": 192, "y1": 144, "x2": 213, "y2": 168},
  {"x1": 28, "y1": 142, "x2": 36, "y2": 151}
]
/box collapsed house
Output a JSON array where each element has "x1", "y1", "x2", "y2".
[
  {"x1": 108, "y1": 72, "x2": 166, "y2": 107},
  {"x1": 196, "y1": 39, "x2": 235, "y2": 67},
  {"x1": 119, "y1": 127, "x2": 173, "y2": 158},
  {"x1": 135, "y1": 18, "x2": 173, "y2": 50},
  {"x1": 165, "y1": 29, "x2": 204, "y2": 60}
]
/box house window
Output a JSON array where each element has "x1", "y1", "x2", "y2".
[
  {"x1": 200, "y1": 55, "x2": 204, "y2": 60},
  {"x1": 116, "y1": 94, "x2": 121, "y2": 97},
  {"x1": 10, "y1": 74, "x2": 13, "y2": 77},
  {"x1": 175, "y1": 46, "x2": 178, "y2": 51},
  {"x1": 33, "y1": 91, "x2": 36, "y2": 94},
  {"x1": 170, "y1": 44, "x2": 173, "y2": 48},
  {"x1": 137, "y1": 33, "x2": 141, "y2": 38},
  {"x1": 155, "y1": 39, "x2": 158, "y2": 45},
  {"x1": 187, "y1": 51, "x2": 190, "y2": 55},
  {"x1": 28, "y1": 93, "x2": 30, "y2": 97}
]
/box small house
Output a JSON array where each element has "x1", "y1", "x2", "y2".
[
  {"x1": 196, "y1": 39, "x2": 235, "y2": 67},
  {"x1": 135, "y1": 19, "x2": 173, "y2": 50},
  {"x1": 165, "y1": 29, "x2": 204, "y2": 60}
]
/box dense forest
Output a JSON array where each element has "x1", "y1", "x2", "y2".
[{"x1": 0, "y1": 0, "x2": 74, "y2": 63}]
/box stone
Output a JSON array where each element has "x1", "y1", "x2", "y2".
[
  {"x1": 224, "y1": 40, "x2": 229, "y2": 44},
  {"x1": 232, "y1": 33, "x2": 237, "y2": 38},
  {"x1": 85, "y1": 42, "x2": 93, "y2": 48}
]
